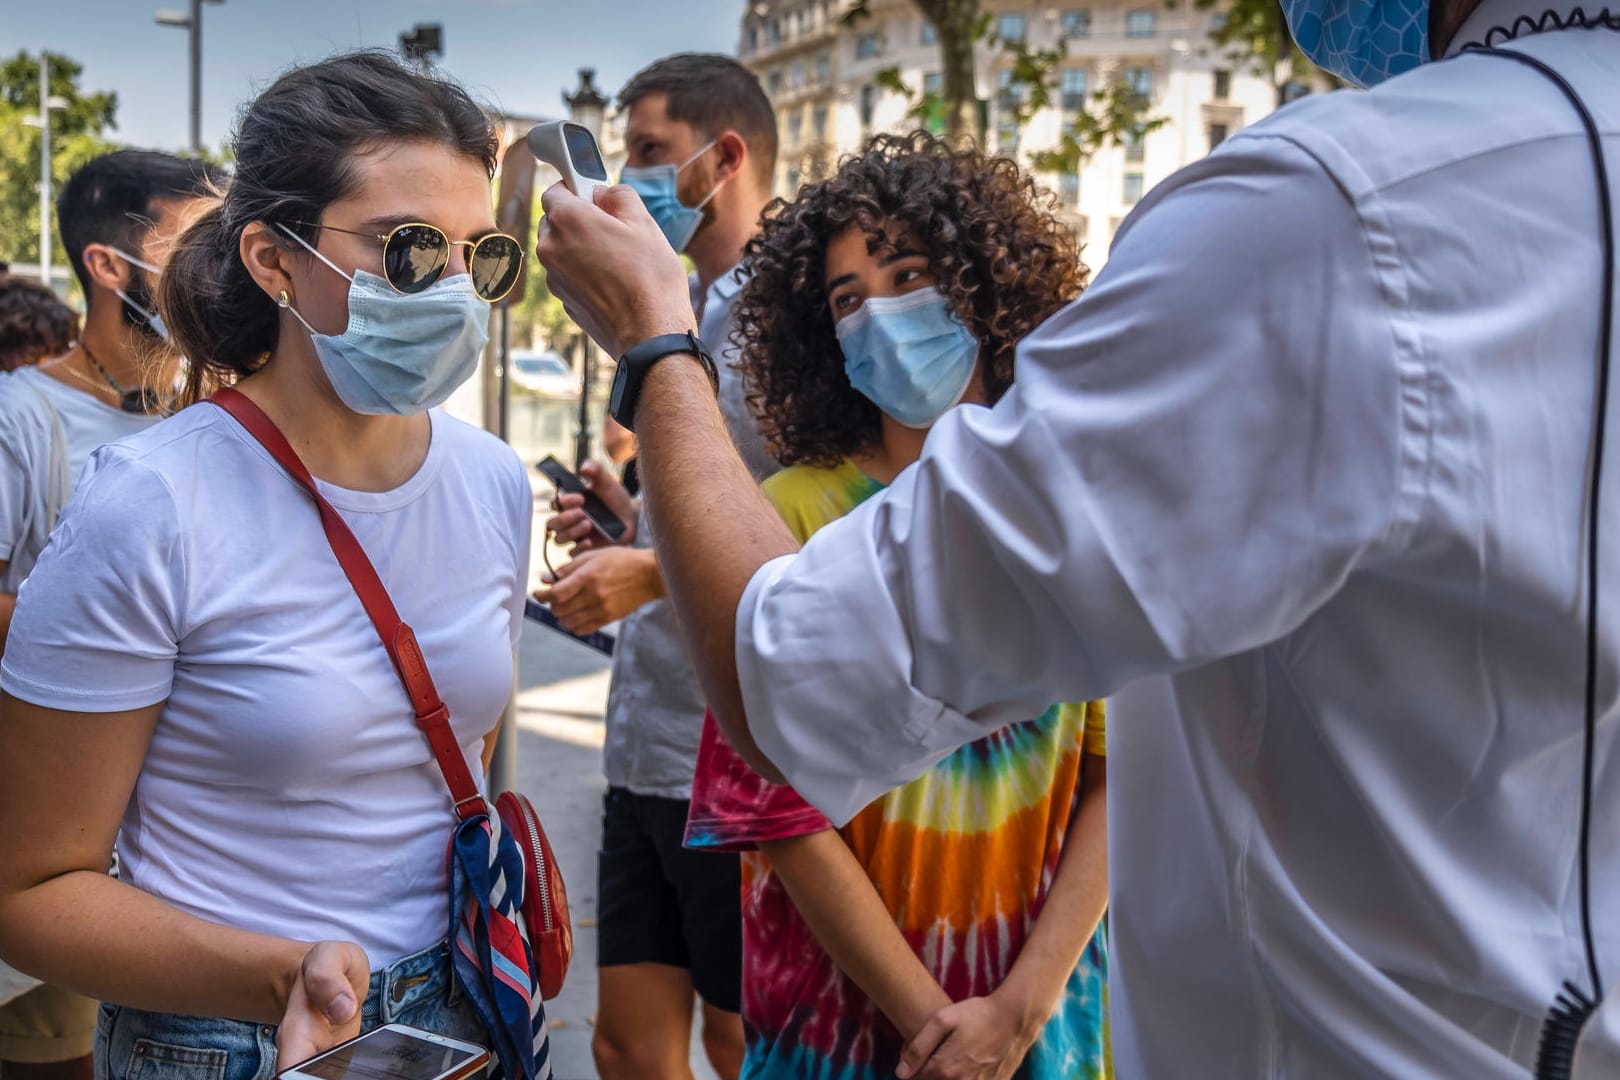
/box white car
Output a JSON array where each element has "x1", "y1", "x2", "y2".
[{"x1": 510, "y1": 350, "x2": 581, "y2": 399}]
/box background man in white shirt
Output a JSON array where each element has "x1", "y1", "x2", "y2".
[
  {"x1": 534, "y1": 54, "x2": 778, "y2": 1080},
  {"x1": 536, "y1": 0, "x2": 1620, "y2": 1074},
  {"x1": 0, "y1": 148, "x2": 218, "y2": 1080}
]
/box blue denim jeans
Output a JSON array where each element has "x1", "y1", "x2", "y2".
[{"x1": 94, "y1": 941, "x2": 489, "y2": 1080}]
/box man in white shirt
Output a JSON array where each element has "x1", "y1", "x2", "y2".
[
  {"x1": 0, "y1": 149, "x2": 218, "y2": 1080},
  {"x1": 535, "y1": 0, "x2": 1620, "y2": 1075},
  {"x1": 533, "y1": 54, "x2": 778, "y2": 1080}
]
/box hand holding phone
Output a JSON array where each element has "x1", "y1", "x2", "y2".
[
  {"x1": 277, "y1": 1024, "x2": 488, "y2": 1080},
  {"x1": 527, "y1": 120, "x2": 611, "y2": 201},
  {"x1": 538, "y1": 456, "x2": 630, "y2": 545}
]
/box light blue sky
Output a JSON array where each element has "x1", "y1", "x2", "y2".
[{"x1": 8, "y1": 0, "x2": 744, "y2": 151}]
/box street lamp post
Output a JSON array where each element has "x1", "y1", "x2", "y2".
[
  {"x1": 22, "y1": 56, "x2": 69, "y2": 290},
  {"x1": 565, "y1": 69, "x2": 610, "y2": 470},
  {"x1": 155, "y1": 0, "x2": 224, "y2": 154}
]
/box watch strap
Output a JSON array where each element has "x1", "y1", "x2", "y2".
[{"x1": 612, "y1": 330, "x2": 717, "y2": 431}]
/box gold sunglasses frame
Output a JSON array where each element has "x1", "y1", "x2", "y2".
[{"x1": 287, "y1": 220, "x2": 525, "y2": 303}]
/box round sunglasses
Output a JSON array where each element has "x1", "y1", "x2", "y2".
[{"x1": 288, "y1": 220, "x2": 525, "y2": 302}]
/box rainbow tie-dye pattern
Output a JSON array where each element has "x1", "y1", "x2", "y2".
[{"x1": 685, "y1": 460, "x2": 1110, "y2": 1080}]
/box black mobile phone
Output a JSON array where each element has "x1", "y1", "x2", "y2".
[
  {"x1": 525, "y1": 598, "x2": 616, "y2": 656},
  {"x1": 536, "y1": 455, "x2": 629, "y2": 543}
]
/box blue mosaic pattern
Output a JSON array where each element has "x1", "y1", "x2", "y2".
[{"x1": 1282, "y1": 0, "x2": 1432, "y2": 88}]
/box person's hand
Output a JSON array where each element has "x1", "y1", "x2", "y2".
[
  {"x1": 533, "y1": 546, "x2": 664, "y2": 634},
  {"x1": 544, "y1": 460, "x2": 635, "y2": 551},
  {"x1": 896, "y1": 993, "x2": 1041, "y2": 1080},
  {"x1": 533, "y1": 183, "x2": 696, "y2": 359},
  {"x1": 275, "y1": 940, "x2": 370, "y2": 1069}
]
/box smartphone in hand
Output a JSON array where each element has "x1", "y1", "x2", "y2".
[
  {"x1": 537, "y1": 455, "x2": 629, "y2": 543},
  {"x1": 276, "y1": 1024, "x2": 488, "y2": 1080}
]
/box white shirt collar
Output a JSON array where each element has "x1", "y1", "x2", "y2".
[{"x1": 1444, "y1": 0, "x2": 1585, "y2": 55}]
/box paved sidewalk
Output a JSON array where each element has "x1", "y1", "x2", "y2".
[{"x1": 514, "y1": 619, "x2": 722, "y2": 1080}]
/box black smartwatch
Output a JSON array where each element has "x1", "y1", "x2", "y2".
[{"x1": 609, "y1": 330, "x2": 719, "y2": 432}]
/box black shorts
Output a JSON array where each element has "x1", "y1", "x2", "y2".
[{"x1": 597, "y1": 786, "x2": 742, "y2": 1012}]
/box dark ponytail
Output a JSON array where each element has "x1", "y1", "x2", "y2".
[{"x1": 160, "y1": 50, "x2": 499, "y2": 404}]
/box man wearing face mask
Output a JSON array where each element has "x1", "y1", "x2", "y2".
[
  {"x1": 0, "y1": 149, "x2": 220, "y2": 1080},
  {"x1": 535, "y1": 53, "x2": 778, "y2": 1080},
  {"x1": 537, "y1": 0, "x2": 1620, "y2": 1075}
]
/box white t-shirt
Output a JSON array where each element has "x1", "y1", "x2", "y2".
[
  {"x1": 0, "y1": 365, "x2": 159, "y2": 592},
  {"x1": 1, "y1": 403, "x2": 532, "y2": 967}
]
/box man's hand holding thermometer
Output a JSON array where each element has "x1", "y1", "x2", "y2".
[{"x1": 529, "y1": 122, "x2": 695, "y2": 360}]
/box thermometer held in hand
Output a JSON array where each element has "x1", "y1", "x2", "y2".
[{"x1": 527, "y1": 120, "x2": 612, "y2": 201}]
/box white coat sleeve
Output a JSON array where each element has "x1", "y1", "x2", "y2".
[{"x1": 736, "y1": 135, "x2": 1423, "y2": 824}]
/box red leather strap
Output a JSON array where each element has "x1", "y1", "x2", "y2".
[{"x1": 210, "y1": 387, "x2": 485, "y2": 820}]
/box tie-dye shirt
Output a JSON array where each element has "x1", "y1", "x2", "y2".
[{"x1": 686, "y1": 459, "x2": 1110, "y2": 1080}]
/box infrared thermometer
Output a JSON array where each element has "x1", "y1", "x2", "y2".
[{"x1": 527, "y1": 120, "x2": 612, "y2": 201}]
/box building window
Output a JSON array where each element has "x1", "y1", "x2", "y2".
[
  {"x1": 1063, "y1": 9, "x2": 1092, "y2": 37},
  {"x1": 996, "y1": 68, "x2": 1022, "y2": 114},
  {"x1": 856, "y1": 32, "x2": 880, "y2": 59},
  {"x1": 767, "y1": 70, "x2": 784, "y2": 96},
  {"x1": 1125, "y1": 65, "x2": 1154, "y2": 100},
  {"x1": 788, "y1": 111, "x2": 803, "y2": 147},
  {"x1": 789, "y1": 62, "x2": 805, "y2": 91},
  {"x1": 786, "y1": 166, "x2": 802, "y2": 192},
  {"x1": 1209, "y1": 123, "x2": 1229, "y2": 148},
  {"x1": 1282, "y1": 80, "x2": 1312, "y2": 104},
  {"x1": 812, "y1": 105, "x2": 828, "y2": 142},
  {"x1": 997, "y1": 120, "x2": 1021, "y2": 156},
  {"x1": 744, "y1": 25, "x2": 759, "y2": 54},
  {"x1": 767, "y1": 17, "x2": 782, "y2": 45},
  {"x1": 860, "y1": 83, "x2": 876, "y2": 128},
  {"x1": 816, "y1": 51, "x2": 832, "y2": 84},
  {"x1": 1123, "y1": 172, "x2": 1145, "y2": 203},
  {"x1": 1059, "y1": 172, "x2": 1080, "y2": 207},
  {"x1": 1125, "y1": 132, "x2": 1145, "y2": 164},
  {"x1": 1213, "y1": 68, "x2": 1232, "y2": 99},
  {"x1": 1126, "y1": 9, "x2": 1156, "y2": 37},
  {"x1": 921, "y1": 19, "x2": 938, "y2": 45},
  {"x1": 1060, "y1": 67, "x2": 1089, "y2": 111},
  {"x1": 923, "y1": 71, "x2": 944, "y2": 96},
  {"x1": 997, "y1": 13, "x2": 1026, "y2": 43}
]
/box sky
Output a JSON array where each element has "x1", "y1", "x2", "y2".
[{"x1": 6, "y1": 0, "x2": 745, "y2": 152}]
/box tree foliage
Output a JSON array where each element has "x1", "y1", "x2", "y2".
[
  {"x1": 1193, "y1": 0, "x2": 1333, "y2": 106},
  {"x1": 855, "y1": 0, "x2": 1162, "y2": 162},
  {"x1": 0, "y1": 52, "x2": 120, "y2": 273}
]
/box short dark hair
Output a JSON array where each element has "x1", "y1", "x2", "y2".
[
  {"x1": 56, "y1": 150, "x2": 223, "y2": 296},
  {"x1": 159, "y1": 51, "x2": 498, "y2": 403},
  {"x1": 619, "y1": 54, "x2": 777, "y2": 184},
  {"x1": 0, "y1": 277, "x2": 78, "y2": 371},
  {"x1": 734, "y1": 132, "x2": 1088, "y2": 467}
]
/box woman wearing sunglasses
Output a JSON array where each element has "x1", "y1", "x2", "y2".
[{"x1": 0, "y1": 52, "x2": 530, "y2": 1078}]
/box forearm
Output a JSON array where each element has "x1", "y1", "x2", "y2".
[
  {"x1": 636, "y1": 360, "x2": 798, "y2": 778},
  {"x1": 0, "y1": 870, "x2": 308, "y2": 1023},
  {"x1": 1000, "y1": 753, "x2": 1108, "y2": 1023},
  {"x1": 763, "y1": 830, "x2": 951, "y2": 1039}
]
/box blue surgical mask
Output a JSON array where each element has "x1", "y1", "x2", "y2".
[
  {"x1": 278, "y1": 224, "x2": 489, "y2": 416},
  {"x1": 1280, "y1": 0, "x2": 1430, "y2": 88},
  {"x1": 835, "y1": 286, "x2": 979, "y2": 429},
  {"x1": 620, "y1": 140, "x2": 722, "y2": 253},
  {"x1": 108, "y1": 246, "x2": 170, "y2": 342}
]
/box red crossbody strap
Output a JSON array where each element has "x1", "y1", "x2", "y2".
[{"x1": 210, "y1": 387, "x2": 485, "y2": 820}]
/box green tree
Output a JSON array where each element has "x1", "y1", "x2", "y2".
[
  {"x1": 848, "y1": 0, "x2": 988, "y2": 146},
  {"x1": 0, "y1": 51, "x2": 120, "y2": 273},
  {"x1": 854, "y1": 1, "x2": 1162, "y2": 162},
  {"x1": 1194, "y1": 0, "x2": 1332, "y2": 108}
]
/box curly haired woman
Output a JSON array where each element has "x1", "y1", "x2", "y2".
[{"x1": 683, "y1": 132, "x2": 1108, "y2": 1080}]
